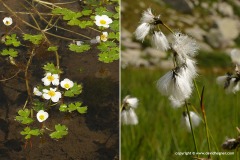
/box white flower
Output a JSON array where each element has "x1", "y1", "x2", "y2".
[
  {"x1": 95, "y1": 15, "x2": 112, "y2": 28},
  {"x1": 135, "y1": 23, "x2": 151, "y2": 41},
  {"x1": 172, "y1": 32, "x2": 199, "y2": 64},
  {"x1": 96, "y1": 32, "x2": 108, "y2": 42},
  {"x1": 36, "y1": 110, "x2": 49, "y2": 122},
  {"x1": 76, "y1": 41, "x2": 84, "y2": 46},
  {"x1": 33, "y1": 87, "x2": 42, "y2": 96},
  {"x1": 41, "y1": 73, "x2": 59, "y2": 86},
  {"x1": 182, "y1": 111, "x2": 201, "y2": 132},
  {"x1": 151, "y1": 31, "x2": 170, "y2": 51},
  {"x1": 42, "y1": 88, "x2": 62, "y2": 102},
  {"x1": 121, "y1": 108, "x2": 138, "y2": 125},
  {"x1": 60, "y1": 78, "x2": 74, "y2": 90},
  {"x1": 230, "y1": 49, "x2": 240, "y2": 65},
  {"x1": 3, "y1": 17, "x2": 13, "y2": 26},
  {"x1": 123, "y1": 95, "x2": 139, "y2": 108}
]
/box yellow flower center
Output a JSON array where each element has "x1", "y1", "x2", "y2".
[
  {"x1": 39, "y1": 115, "x2": 45, "y2": 120},
  {"x1": 100, "y1": 35, "x2": 107, "y2": 41},
  {"x1": 100, "y1": 20, "x2": 106, "y2": 25},
  {"x1": 48, "y1": 90, "x2": 56, "y2": 97},
  {"x1": 6, "y1": 21, "x2": 10, "y2": 25},
  {"x1": 47, "y1": 75, "x2": 54, "y2": 82},
  {"x1": 64, "y1": 83, "x2": 70, "y2": 89}
]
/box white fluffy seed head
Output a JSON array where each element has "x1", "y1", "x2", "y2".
[
  {"x1": 135, "y1": 23, "x2": 151, "y2": 41},
  {"x1": 230, "y1": 49, "x2": 240, "y2": 65},
  {"x1": 171, "y1": 71, "x2": 193, "y2": 101},
  {"x1": 182, "y1": 111, "x2": 201, "y2": 132},
  {"x1": 226, "y1": 78, "x2": 240, "y2": 94},
  {"x1": 140, "y1": 8, "x2": 155, "y2": 24},
  {"x1": 172, "y1": 32, "x2": 199, "y2": 64},
  {"x1": 121, "y1": 108, "x2": 138, "y2": 125},
  {"x1": 156, "y1": 70, "x2": 174, "y2": 96},
  {"x1": 157, "y1": 68, "x2": 193, "y2": 102},
  {"x1": 216, "y1": 75, "x2": 229, "y2": 87},
  {"x1": 169, "y1": 96, "x2": 184, "y2": 108},
  {"x1": 151, "y1": 31, "x2": 170, "y2": 51}
]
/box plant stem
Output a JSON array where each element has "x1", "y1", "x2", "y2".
[
  {"x1": 185, "y1": 101, "x2": 198, "y2": 156},
  {"x1": 200, "y1": 87, "x2": 211, "y2": 159},
  {"x1": 25, "y1": 48, "x2": 35, "y2": 103}
]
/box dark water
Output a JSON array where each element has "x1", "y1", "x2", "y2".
[{"x1": 0, "y1": 0, "x2": 119, "y2": 159}]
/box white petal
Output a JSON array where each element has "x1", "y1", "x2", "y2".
[
  {"x1": 51, "y1": 92, "x2": 61, "y2": 102},
  {"x1": 43, "y1": 93, "x2": 51, "y2": 100},
  {"x1": 52, "y1": 79, "x2": 59, "y2": 86}
]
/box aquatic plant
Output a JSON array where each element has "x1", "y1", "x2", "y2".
[{"x1": 0, "y1": 0, "x2": 119, "y2": 146}]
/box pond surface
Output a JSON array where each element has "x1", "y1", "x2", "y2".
[{"x1": 0, "y1": 0, "x2": 119, "y2": 159}]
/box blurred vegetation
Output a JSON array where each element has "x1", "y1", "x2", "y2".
[{"x1": 121, "y1": 68, "x2": 240, "y2": 160}]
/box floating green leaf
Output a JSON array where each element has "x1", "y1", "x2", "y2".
[
  {"x1": 47, "y1": 46, "x2": 58, "y2": 51},
  {"x1": 59, "y1": 102, "x2": 87, "y2": 114},
  {"x1": 78, "y1": 21, "x2": 94, "y2": 28},
  {"x1": 77, "y1": 106, "x2": 88, "y2": 114},
  {"x1": 68, "y1": 18, "x2": 81, "y2": 26},
  {"x1": 5, "y1": 34, "x2": 21, "y2": 47},
  {"x1": 20, "y1": 127, "x2": 41, "y2": 139},
  {"x1": 52, "y1": 7, "x2": 69, "y2": 15},
  {"x1": 64, "y1": 83, "x2": 82, "y2": 97},
  {"x1": 32, "y1": 99, "x2": 45, "y2": 111},
  {"x1": 50, "y1": 124, "x2": 68, "y2": 139},
  {"x1": 43, "y1": 63, "x2": 62, "y2": 74},
  {"x1": 95, "y1": 7, "x2": 114, "y2": 17},
  {"x1": 69, "y1": 44, "x2": 90, "y2": 53},
  {"x1": 109, "y1": 20, "x2": 119, "y2": 31},
  {"x1": 98, "y1": 50, "x2": 119, "y2": 63},
  {"x1": 97, "y1": 41, "x2": 119, "y2": 63},
  {"x1": 23, "y1": 34, "x2": 43, "y2": 45},
  {"x1": 1, "y1": 48, "x2": 18, "y2": 57},
  {"x1": 15, "y1": 109, "x2": 34, "y2": 125},
  {"x1": 108, "y1": 32, "x2": 119, "y2": 41},
  {"x1": 59, "y1": 104, "x2": 68, "y2": 112},
  {"x1": 82, "y1": 9, "x2": 92, "y2": 16}
]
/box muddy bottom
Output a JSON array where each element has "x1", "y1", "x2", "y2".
[{"x1": 0, "y1": 0, "x2": 119, "y2": 159}]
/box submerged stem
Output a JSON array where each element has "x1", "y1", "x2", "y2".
[{"x1": 25, "y1": 48, "x2": 35, "y2": 103}]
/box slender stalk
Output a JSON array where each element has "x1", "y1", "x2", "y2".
[
  {"x1": 200, "y1": 87, "x2": 211, "y2": 159},
  {"x1": 25, "y1": 48, "x2": 35, "y2": 103},
  {"x1": 162, "y1": 23, "x2": 174, "y2": 34},
  {"x1": 185, "y1": 101, "x2": 198, "y2": 155}
]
